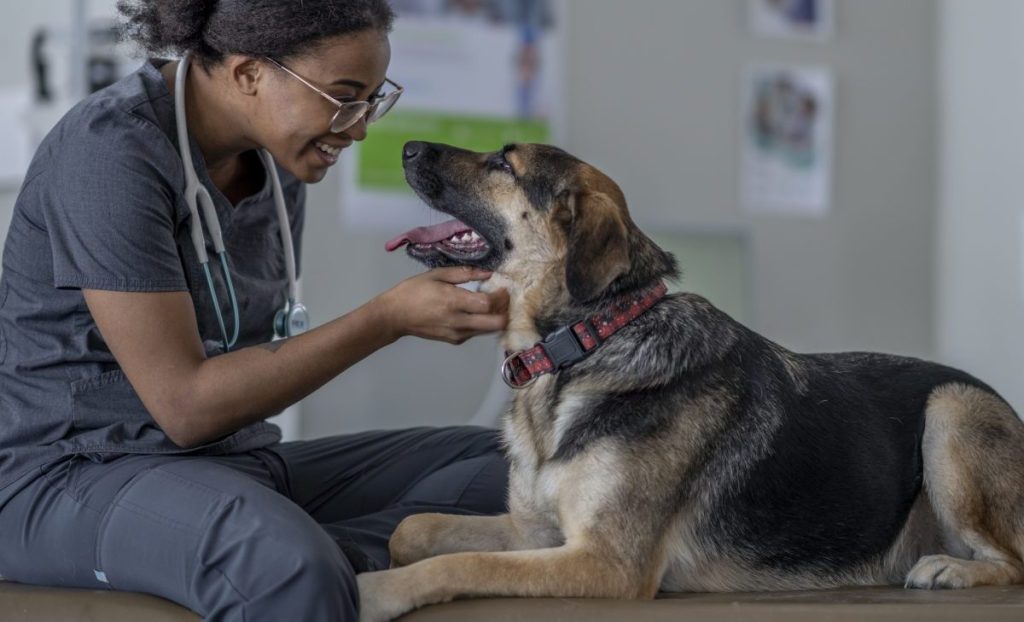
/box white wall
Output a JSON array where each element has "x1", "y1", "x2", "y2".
[{"x1": 938, "y1": 0, "x2": 1024, "y2": 412}]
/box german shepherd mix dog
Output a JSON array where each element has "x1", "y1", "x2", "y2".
[{"x1": 359, "y1": 141, "x2": 1024, "y2": 622}]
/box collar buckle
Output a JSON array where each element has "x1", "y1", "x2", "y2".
[{"x1": 541, "y1": 325, "x2": 587, "y2": 370}]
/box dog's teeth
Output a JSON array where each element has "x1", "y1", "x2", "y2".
[{"x1": 469, "y1": 232, "x2": 481, "y2": 241}]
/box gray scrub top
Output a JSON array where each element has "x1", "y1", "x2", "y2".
[{"x1": 0, "y1": 59, "x2": 306, "y2": 490}]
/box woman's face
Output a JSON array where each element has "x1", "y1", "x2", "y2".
[{"x1": 254, "y1": 29, "x2": 392, "y2": 184}]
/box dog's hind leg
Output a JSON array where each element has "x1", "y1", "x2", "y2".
[{"x1": 906, "y1": 383, "x2": 1024, "y2": 589}]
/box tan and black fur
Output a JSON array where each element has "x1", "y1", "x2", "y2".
[{"x1": 356, "y1": 141, "x2": 1024, "y2": 622}]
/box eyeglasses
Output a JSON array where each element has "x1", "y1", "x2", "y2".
[{"x1": 264, "y1": 57, "x2": 403, "y2": 134}]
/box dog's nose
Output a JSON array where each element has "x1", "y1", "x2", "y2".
[{"x1": 403, "y1": 141, "x2": 425, "y2": 162}]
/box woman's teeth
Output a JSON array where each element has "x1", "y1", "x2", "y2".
[{"x1": 315, "y1": 141, "x2": 341, "y2": 157}]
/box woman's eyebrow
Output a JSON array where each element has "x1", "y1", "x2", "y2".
[{"x1": 330, "y1": 78, "x2": 367, "y2": 88}]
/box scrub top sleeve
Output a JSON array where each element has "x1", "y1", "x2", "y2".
[{"x1": 46, "y1": 115, "x2": 188, "y2": 293}]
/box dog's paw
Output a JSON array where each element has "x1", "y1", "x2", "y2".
[
  {"x1": 905, "y1": 555, "x2": 985, "y2": 589},
  {"x1": 357, "y1": 570, "x2": 413, "y2": 622}
]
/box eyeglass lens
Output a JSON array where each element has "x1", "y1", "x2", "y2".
[{"x1": 329, "y1": 90, "x2": 401, "y2": 133}]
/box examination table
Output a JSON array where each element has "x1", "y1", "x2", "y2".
[{"x1": 2, "y1": 580, "x2": 1024, "y2": 621}]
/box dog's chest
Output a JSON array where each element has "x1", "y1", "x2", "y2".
[
  {"x1": 503, "y1": 385, "x2": 589, "y2": 512},
  {"x1": 505, "y1": 384, "x2": 587, "y2": 461}
]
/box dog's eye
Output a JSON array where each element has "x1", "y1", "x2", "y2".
[{"x1": 489, "y1": 153, "x2": 514, "y2": 176}]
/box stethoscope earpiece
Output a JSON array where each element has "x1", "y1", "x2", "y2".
[{"x1": 176, "y1": 52, "x2": 307, "y2": 351}]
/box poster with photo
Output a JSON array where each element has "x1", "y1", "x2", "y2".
[
  {"x1": 749, "y1": 0, "x2": 834, "y2": 41},
  {"x1": 341, "y1": 0, "x2": 566, "y2": 230},
  {"x1": 741, "y1": 64, "x2": 834, "y2": 217}
]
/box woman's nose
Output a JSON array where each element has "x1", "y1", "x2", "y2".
[{"x1": 343, "y1": 115, "x2": 369, "y2": 142}]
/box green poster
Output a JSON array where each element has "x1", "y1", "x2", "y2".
[{"x1": 358, "y1": 110, "x2": 550, "y2": 191}]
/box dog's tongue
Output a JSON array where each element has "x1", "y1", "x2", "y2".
[{"x1": 385, "y1": 219, "x2": 471, "y2": 252}]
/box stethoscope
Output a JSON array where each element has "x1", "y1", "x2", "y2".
[{"x1": 174, "y1": 53, "x2": 309, "y2": 351}]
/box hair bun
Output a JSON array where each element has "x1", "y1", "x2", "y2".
[
  {"x1": 118, "y1": 0, "x2": 395, "y2": 66},
  {"x1": 117, "y1": 0, "x2": 218, "y2": 57}
]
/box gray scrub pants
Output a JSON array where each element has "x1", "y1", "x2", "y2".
[{"x1": 0, "y1": 426, "x2": 508, "y2": 621}]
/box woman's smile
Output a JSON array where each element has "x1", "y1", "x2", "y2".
[{"x1": 312, "y1": 139, "x2": 347, "y2": 166}]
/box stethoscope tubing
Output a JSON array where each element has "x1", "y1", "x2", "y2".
[{"x1": 174, "y1": 52, "x2": 303, "y2": 351}]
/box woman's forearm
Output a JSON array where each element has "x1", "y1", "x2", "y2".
[{"x1": 173, "y1": 295, "x2": 398, "y2": 447}]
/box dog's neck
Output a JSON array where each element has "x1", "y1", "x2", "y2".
[
  {"x1": 482, "y1": 271, "x2": 561, "y2": 352},
  {"x1": 488, "y1": 272, "x2": 670, "y2": 348},
  {"x1": 486, "y1": 272, "x2": 669, "y2": 388}
]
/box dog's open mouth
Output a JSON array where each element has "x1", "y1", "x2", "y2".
[{"x1": 385, "y1": 218, "x2": 492, "y2": 262}]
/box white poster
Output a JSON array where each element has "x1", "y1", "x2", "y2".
[
  {"x1": 741, "y1": 64, "x2": 834, "y2": 217},
  {"x1": 340, "y1": 0, "x2": 566, "y2": 231},
  {"x1": 749, "y1": 0, "x2": 835, "y2": 41}
]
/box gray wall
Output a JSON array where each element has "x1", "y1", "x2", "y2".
[
  {"x1": 938, "y1": 0, "x2": 1024, "y2": 412},
  {"x1": 304, "y1": 0, "x2": 940, "y2": 437},
  {"x1": 563, "y1": 0, "x2": 937, "y2": 360},
  {"x1": 0, "y1": 1, "x2": 943, "y2": 437}
]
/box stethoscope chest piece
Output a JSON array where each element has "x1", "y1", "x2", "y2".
[{"x1": 274, "y1": 300, "x2": 310, "y2": 339}]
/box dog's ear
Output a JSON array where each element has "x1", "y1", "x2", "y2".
[{"x1": 555, "y1": 189, "x2": 631, "y2": 303}]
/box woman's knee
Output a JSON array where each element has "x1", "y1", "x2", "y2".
[
  {"x1": 197, "y1": 508, "x2": 360, "y2": 620},
  {"x1": 54, "y1": 459, "x2": 357, "y2": 619}
]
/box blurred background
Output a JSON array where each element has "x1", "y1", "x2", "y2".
[{"x1": 0, "y1": 0, "x2": 1019, "y2": 439}]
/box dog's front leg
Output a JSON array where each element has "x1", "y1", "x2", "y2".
[
  {"x1": 358, "y1": 546, "x2": 657, "y2": 622},
  {"x1": 389, "y1": 512, "x2": 558, "y2": 567}
]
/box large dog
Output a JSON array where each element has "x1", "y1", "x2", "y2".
[{"x1": 360, "y1": 141, "x2": 1024, "y2": 621}]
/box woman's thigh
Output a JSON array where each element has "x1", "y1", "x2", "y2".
[
  {"x1": 272, "y1": 426, "x2": 508, "y2": 522},
  {"x1": 0, "y1": 453, "x2": 357, "y2": 619},
  {"x1": 0, "y1": 453, "x2": 188, "y2": 589}
]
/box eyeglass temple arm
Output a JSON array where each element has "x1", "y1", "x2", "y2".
[
  {"x1": 265, "y1": 57, "x2": 401, "y2": 106},
  {"x1": 264, "y1": 57, "x2": 344, "y2": 109}
]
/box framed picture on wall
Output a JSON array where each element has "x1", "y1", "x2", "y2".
[
  {"x1": 740, "y1": 64, "x2": 834, "y2": 217},
  {"x1": 749, "y1": 0, "x2": 835, "y2": 41}
]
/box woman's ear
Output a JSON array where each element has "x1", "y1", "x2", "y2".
[
  {"x1": 555, "y1": 189, "x2": 631, "y2": 303},
  {"x1": 228, "y1": 57, "x2": 263, "y2": 96}
]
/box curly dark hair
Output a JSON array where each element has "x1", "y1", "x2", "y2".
[{"x1": 117, "y1": 0, "x2": 395, "y2": 67}]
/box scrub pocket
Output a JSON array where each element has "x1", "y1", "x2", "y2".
[
  {"x1": 69, "y1": 369, "x2": 152, "y2": 430},
  {"x1": 94, "y1": 462, "x2": 231, "y2": 603}
]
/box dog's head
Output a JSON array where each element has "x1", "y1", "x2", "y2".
[{"x1": 388, "y1": 141, "x2": 677, "y2": 310}]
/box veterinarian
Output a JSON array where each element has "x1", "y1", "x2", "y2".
[{"x1": 0, "y1": 1, "x2": 510, "y2": 620}]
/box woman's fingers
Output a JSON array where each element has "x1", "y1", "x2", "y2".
[
  {"x1": 453, "y1": 287, "x2": 509, "y2": 315},
  {"x1": 387, "y1": 267, "x2": 507, "y2": 343},
  {"x1": 440, "y1": 314, "x2": 507, "y2": 344},
  {"x1": 430, "y1": 265, "x2": 493, "y2": 285},
  {"x1": 445, "y1": 288, "x2": 508, "y2": 340},
  {"x1": 461, "y1": 308, "x2": 508, "y2": 332},
  {"x1": 485, "y1": 288, "x2": 510, "y2": 315}
]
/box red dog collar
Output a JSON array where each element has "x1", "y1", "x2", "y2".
[{"x1": 500, "y1": 281, "x2": 669, "y2": 389}]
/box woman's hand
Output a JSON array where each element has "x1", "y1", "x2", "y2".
[{"x1": 375, "y1": 266, "x2": 510, "y2": 344}]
